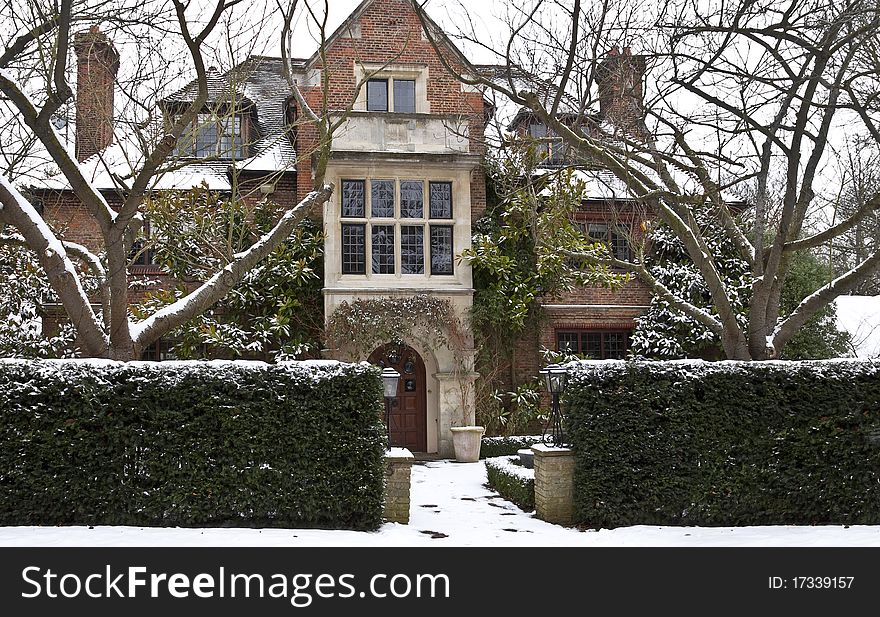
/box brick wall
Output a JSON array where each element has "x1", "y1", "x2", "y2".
[{"x1": 292, "y1": 0, "x2": 487, "y2": 218}]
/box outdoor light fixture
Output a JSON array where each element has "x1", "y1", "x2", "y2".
[
  {"x1": 539, "y1": 363, "x2": 568, "y2": 447},
  {"x1": 381, "y1": 367, "x2": 401, "y2": 448}
]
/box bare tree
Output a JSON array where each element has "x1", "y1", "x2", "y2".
[
  {"x1": 0, "y1": 0, "x2": 339, "y2": 360},
  {"x1": 826, "y1": 136, "x2": 880, "y2": 294},
  {"x1": 415, "y1": 0, "x2": 880, "y2": 360}
]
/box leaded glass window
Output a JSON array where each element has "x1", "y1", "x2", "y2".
[
  {"x1": 429, "y1": 181, "x2": 452, "y2": 219},
  {"x1": 341, "y1": 180, "x2": 366, "y2": 218},
  {"x1": 555, "y1": 330, "x2": 631, "y2": 359},
  {"x1": 400, "y1": 181, "x2": 423, "y2": 218},
  {"x1": 430, "y1": 226, "x2": 453, "y2": 275},
  {"x1": 371, "y1": 180, "x2": 395, "y2": 217},
  {"x1": 341, "y1": 224, "x2": 366, "y2": 274},
  {"x1": 372, "y1": 225, "x2": 395, "y2": 274},
  {"x1": 400, "y1": 225, "x2": 424, "y2": 274}
]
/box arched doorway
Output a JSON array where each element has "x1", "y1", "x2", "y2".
[{"x1": 368, "y1": 342, "x2": 427, "y2": 452}]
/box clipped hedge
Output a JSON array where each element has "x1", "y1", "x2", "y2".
[
  {"x1": 0, "y1": 359, "x2": 386, "y2": 530},
  {"x1": 485, "y1": 456, "x2": 534, "y2": 511},
  {"x1": 480, "y1": 435, "x2": 543, "y2": 458},
  {"x1": 565, "y1": 359, "x2": 880, "y2": 529}
]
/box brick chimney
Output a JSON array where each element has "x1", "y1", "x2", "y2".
[
  {"x1": 73, "y1": 26, "x2": 119, "y2": 162},
  {"x1": 597, "y1": 46, "x2": 646, "y2": 134}
]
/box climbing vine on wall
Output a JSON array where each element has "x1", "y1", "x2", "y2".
[{"x1": 325, "y1": 294, "x2": 470, "y2": 361}]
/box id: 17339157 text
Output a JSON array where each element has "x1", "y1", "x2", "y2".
[{"x1": 768, "y1": 576, "x2": 854, "y2": 590}]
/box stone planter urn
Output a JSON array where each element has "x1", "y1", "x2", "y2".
[{"x1": 450, "y1": 426, "x2": 485, "y2": 462}]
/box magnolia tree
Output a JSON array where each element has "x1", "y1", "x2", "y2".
[
  {"x1": 0, "y1": 0, "x2": 349, "y2": 360},
  {"x1": 415, "y1": 0, "x2": 880, "y2": 360}
]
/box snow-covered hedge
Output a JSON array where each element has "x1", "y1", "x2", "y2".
[
  {"x1": 480, "y1": 434, "x2": 543, "y2": 458},
  {"x1": 565, "y1": 359, "x2": 880, "y2": 528},
  {"x1": 0, "y1": 359, "x2": 386, "y2": 530},
  {"x1": 484, "y1": 455, "x2": 534, "y2": 511}
]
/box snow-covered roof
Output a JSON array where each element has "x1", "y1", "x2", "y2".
[
  {"x1": 35, "y1": 56, "x2": 298, "y2": 193},
  {"x1": 37, "y1": 133, "x2": 234, "y2": 192},
  {"x1": 162, "y1": 66, "x2": 253, "y2": 108},
  {"x1": 835, "y1": 295, "x2": 880, "y2": 357}
]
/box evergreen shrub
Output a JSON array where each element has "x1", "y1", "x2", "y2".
[
  {"x1": 565, "y1": 359, "x2": 880, "y2": 528},
  {"x1": 480, "y1": 435, "x2": 543, "y2": 458},
  {"x1": 0, "y1": 359, "x2": 385, "y2": 530},
  {"x1": 485, "y1": 455, "x2": 535, "y2": 511}
]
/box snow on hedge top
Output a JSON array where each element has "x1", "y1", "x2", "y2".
[
  {"x1": 0, "y1": 357, "x2": 377, "y2": 387},
  {"x1": 484, "y1": 455, "x2": 535, "y2": 482},
  {"x1": 564, "y1": 357, "x2": 880, "y2": 383}
]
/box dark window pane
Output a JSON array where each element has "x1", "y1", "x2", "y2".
[
  {"x1": 582, "y1": 333, "x2": 602, "y2": 359},
  {"x1": 194, "y1": 114, "x2": 217, "y2": 157},
  {"x1": 429, "y1": 181, "x2": 453, "y2": 219},
  {"x1": 400, "y1": 225, "x2": 424, "y2": 274},
  {"x1": 341, "y1": 224, "x2": 366, "y2": 274},
  {"x1": 175, "y1": 115, "x2": 194, "y2": 157},
  {"x1": 341, "y1": 180, "x2": 365, "y2": 218},
  {"x1": 587, "y1": 223, "x2": 608, "y2": 243},
  {"x1": 400, "y1": 181, "x2": 423, "y2": 218},
  {"x1": 549, "y1": 139, "x2": 565, "y2": 164},
  {"x1": 367, "y1": 79, "x2": 388, "y2": 111},
  {"x1": 372, "y1": 225, "x2": 395, "y2": 274},
  {"x1": 371, "y1": 180, "x2": 395, "y2": 217},
  {"x1": 557, "y1": 332, "x2": 578, "y2": 353},
  {"x1": 430, "y1": 226, "x2": 453, "y2": 275},
  {"x1": 611, "y1": 225, "x2": 632, "y2": 262},
  {"x1": 218, "y1": 117, "x2": 232, "y2": 157},
  {"x1": 394, "y1": 79, "x2": 416, "y2": 113},
  {"x1": 217, "y1": 116, "x2": 245, "y2": 159},
  {"x1": 528, "y1": 122, "x2": 548, "y2": 139},
  {"x1": 605, "y1": 332, "x2": 628, "y2": 359}
]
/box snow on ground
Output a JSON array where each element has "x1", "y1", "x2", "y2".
[
  {"x1": 0, "y1": 459, "x2": 878, "y2": 547},
  {"x1": 835, "y1": 295, "x2": 880, "y2": 358}
]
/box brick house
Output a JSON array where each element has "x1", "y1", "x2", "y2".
[{"x1": 32, "y1": 0, "x2": 652, "y2": 454}]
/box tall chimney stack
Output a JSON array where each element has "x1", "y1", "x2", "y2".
[
  {"x1": 597, "y1": 46, "x2": 646, "y2": 135},
  {"x1": 73, "y1": 26, "x2": 119, "y2": 162}
]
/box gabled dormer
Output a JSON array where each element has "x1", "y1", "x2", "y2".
[{"x1": 160, "y1": 67, "x2": 258, "y2": 162}]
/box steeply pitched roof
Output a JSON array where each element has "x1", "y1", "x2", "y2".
[
  {"x1": 162, "y1": 67, "x2": 253, "y2": 108},
  {"x1": 306, "y1": 0, "x2": 478, "y2": 75},
  {"x1": 39, "y1": 56, "x2": 298, "y2": 192}
]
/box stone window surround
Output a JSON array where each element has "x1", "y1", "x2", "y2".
[
  {"x1": 354, "y1": 62, "x2": 430, "y2": 114},
  {"x1": 339, "y1": 177, "x2": 455, "y2": 280}
]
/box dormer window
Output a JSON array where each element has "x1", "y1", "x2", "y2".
[
  {"x1": 528, "y1": 122, "x2": 566, "y2": 165},
  {"x1": 175, "y1": 112, "x2": 248, "y2": 160},
  {"x1": 366, "y1": 78, "x2": 416, "y2": 113}
]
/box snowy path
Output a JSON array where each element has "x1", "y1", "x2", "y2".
[{"x1": 0, "y1": 459, "x2": 879, "y2": 546}]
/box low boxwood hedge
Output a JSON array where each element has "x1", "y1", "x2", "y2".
[
  {"x1": 481, "y1": 435, "x2": 543, "y2": 458},
  {"x1": 485, "y1": 455, "x2": 534, "y2": 511},
  {"x1": 565, "y1": 359, "x2": 880, "y2": 528},
  {"x1": 0, "y1": 359, "x2": 386, "y2": 530}
]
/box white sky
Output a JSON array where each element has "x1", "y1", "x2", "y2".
[
  {"x1": 2, "y1": 457, "x2": 878, "y2": 547},
  {"x1": 835, "y1": 295, "x2": 880, "y2": 358}
]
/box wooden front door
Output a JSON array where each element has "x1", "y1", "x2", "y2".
[{"x1": 368, "y1": 343, "x2": 427, "y2": 452}]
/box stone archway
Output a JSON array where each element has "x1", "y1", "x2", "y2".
[{"x1": 368, "y1": 342, "x2": 428, "y2": 452}]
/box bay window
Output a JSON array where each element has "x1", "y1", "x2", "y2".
[{"x1": 340, "y1": 179, "x2": 455, "y2": 277}]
